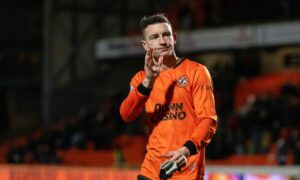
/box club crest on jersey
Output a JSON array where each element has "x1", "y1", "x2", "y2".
[{"x1": 177, "y1": 75, "x2": 188, "y2": 87}]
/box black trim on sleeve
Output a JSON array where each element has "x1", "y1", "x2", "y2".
[
  {"x1": 183, "y1": 140, "x2": 197, "y2": 156},
  {"x1": 137, "y1": 83, "x2": 152, "y2": 96}
]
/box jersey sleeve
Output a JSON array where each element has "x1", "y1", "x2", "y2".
[
  {"x1": 119, "y1": 71, "x2": 150, "y2": 123},
  {"x1": 185, "y1": 65, "x2": 218, "y2": 154}
]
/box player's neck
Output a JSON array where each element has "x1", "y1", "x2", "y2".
[{"x1": 161, "y1": 54, "x2": 180, "y2": 69}]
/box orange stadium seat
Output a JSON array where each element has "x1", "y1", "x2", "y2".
[
  {"x1": 114, "y1": 135, "x2": 147, "y2": 166},
  {"x1": 57, "y1": 135, "x2": 147, "y2": 167},
  {"x1": 57, "y1": 149, "x2": 115, "y2": 166},
  {"x1": 234, "y1": 71, "x2": 300, "y2": 109}
]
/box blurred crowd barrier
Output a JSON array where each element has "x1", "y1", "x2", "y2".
[
  {"x1": 0, "y1": 165, "x2": 299, "y2": 180},
  {"x1": 0, "y1": 165, "x2": 138, "y2": 180}
]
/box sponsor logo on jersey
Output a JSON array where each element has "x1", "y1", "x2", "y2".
[
  {"x1": 151, "y1": 102, "x2": 186, "y2": 122},
  {"x1": 177, "y1": 75, "x2": 188, "y2": 88}
]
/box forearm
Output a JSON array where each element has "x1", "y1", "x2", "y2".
[
  {"x1": 119, "y1": 83, "x2": 151, "y2": 122},
  {"x1": 184, "y1": 118, "x2": 217, "y2": 155}
]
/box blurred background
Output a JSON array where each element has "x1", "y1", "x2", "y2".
[{"x1": 0, "y1": 0, "x2": 300, "y2": 179}]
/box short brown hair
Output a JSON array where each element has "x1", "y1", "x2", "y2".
[{"x1": 140, "y1": 13, "x2": 171, "y2": 31}]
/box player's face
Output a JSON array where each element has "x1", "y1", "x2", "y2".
[{"x1": 142, "y1": 22, "x2": 176, "y2": 58}]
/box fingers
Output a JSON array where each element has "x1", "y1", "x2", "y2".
[
  {"x1": 146, "y1": 48, "x2": 154, "y2": 67},
  {"x1": 146, "y1": 48, "x2": 163, "y2": 67},
  {"x1": 153, "y1": 56, "x2": 163, "y2": 66},
  {"x1": 152, "y1": 65, "x2": 161, "y2": 73},
  {"x1": 163, "y1": 151, "x2": 187, "y2": 169},
  {"x1": 158, "y1": 56, "x2": 163, "y2": 65},
  {"x1": 176, "y1": 155, "x2": 187, "y2": 168},
  {"x1": 163, "y1": 152, "x2": 173, "y2": 158},
  {"x1": 144, "y1": 47, "x2": 163, "y2": 80},
  {"x1": 145, "y1": 48, "x2": 151, "y2": 67},
  {"x1": 164, "y1": 151, "x2": 180, "y2": 162}
]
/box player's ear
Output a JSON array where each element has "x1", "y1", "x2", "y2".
[{"x1": 141, "y1": 40, "x2": 148, "y2": 51}]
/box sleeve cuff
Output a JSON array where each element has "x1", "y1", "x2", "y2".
[
  {"x1": 183, "y1": 140, "x2": 197, "y2": 155},
  {"x1": 137, "y1": 83, "x2": 152, "y2": 96}
]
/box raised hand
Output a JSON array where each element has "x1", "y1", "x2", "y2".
[{"x1": 143, "y1": 47, "x2": 163, "y2": 88}]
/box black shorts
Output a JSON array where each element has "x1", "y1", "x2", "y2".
[{"x1": 137, "y1": 174, "x2": 151, "y2": 180}]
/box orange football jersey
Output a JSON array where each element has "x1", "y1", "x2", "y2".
[{"x1": 120, "y1": 59, "x2": 218, "y2": 180}]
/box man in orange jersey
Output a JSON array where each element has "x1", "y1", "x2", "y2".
[{"x1": 119, "y1": 14, "x2": 218, "y2": 180}]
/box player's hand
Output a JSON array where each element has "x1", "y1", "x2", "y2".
[
  {"x1": 163, "y1": 146, "x2": 189, "y2": 169},
  {"x1": 143, "y1": 47, "x2": 163, "y2": 88}
]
